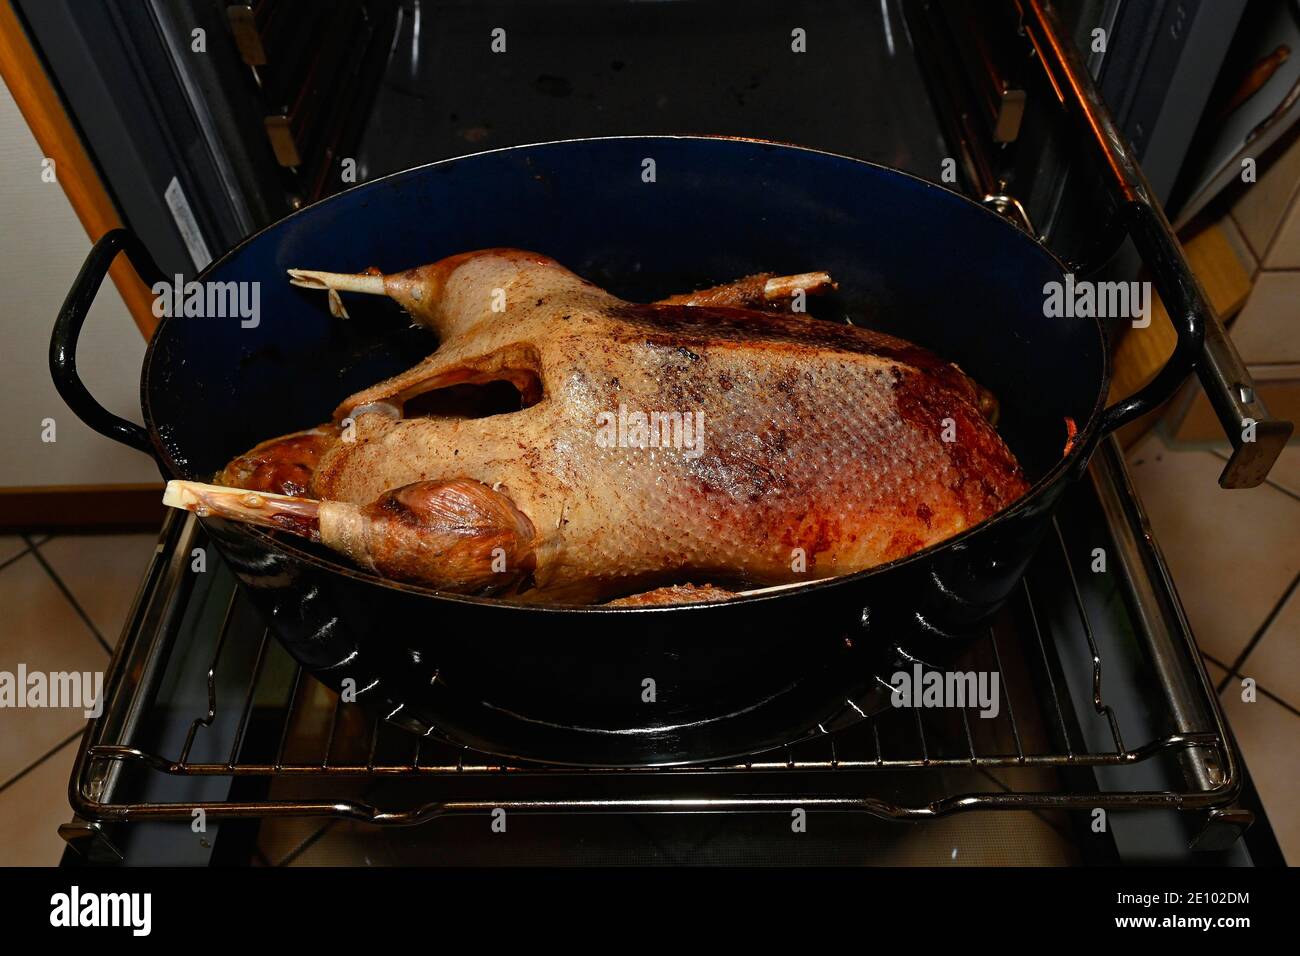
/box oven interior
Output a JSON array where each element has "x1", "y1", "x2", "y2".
[{"x1": 34, "y1": 0, "x2": 1286, "y2": 865}]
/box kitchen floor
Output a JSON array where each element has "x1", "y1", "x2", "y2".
[
  {"x1": 0, "y1": 530, "x2": 159, "y2": 866},
  {"x1": 1126, "y1": 432, "x2": 1300, "y2": 863},
  {"x1": 0, "y1": 435, "x2": 1296, "y2": 866}
]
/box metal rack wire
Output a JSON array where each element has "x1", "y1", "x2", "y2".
[{"x1": 65, "y1": 441, "x2": 1239, "y2": 836}]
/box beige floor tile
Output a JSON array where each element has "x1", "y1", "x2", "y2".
[
  {"x1": 0, "y1": 536, "x2": 28, "y2": 566},
  {"x1": 0, "y1": 738, "x2": 78, "y2": 866},
  {"x1": 1261, "y1": 443, "x2": 1300, "y2": 499},
  {"x1": 1204, "y1": 657, "x2": 1228, "y2": 685},
  {"x1": 286, "y1": 821, "x2": 397, "y2": 866},
  {"x1": 257, "y1": 815, "x2": 333, "y2": 866},
  {"x1": 1228, "y1": 271, "x2": 1300, "y2": 365},
  {"x1": 1265, "y1": 193, "x2": 1300, "y2": 269},
  {"x1": 1231, "y1": 132, "x2": 1300, "y2": 260},
  {"x1": 1240, "y1": 582, "x2": 1300, "y2": 709},
  {"x1": 1219, "y1": 686, "x2": 1300, "y2": 864},
  {"x1": 38, "y1": 532, "x2": 160, "y2": 645},
  {"x1": 1218, "y1": 673, "x2": 1253, "y2": 707},
  {"x1": 1218, "y1": 214, "x2": 1257, "y2": 279},
  {"x1": 1127, "y1": 433, "x2": 1300, "y2": 663},
  {"x1": 0, "y1": 554, "x2": 105, "y2": 783}
]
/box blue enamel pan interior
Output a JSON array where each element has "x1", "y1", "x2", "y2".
[{"x1": 144, "y1": 136, "x2": 1102, "y2": 535}]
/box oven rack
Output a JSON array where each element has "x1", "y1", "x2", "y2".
[{"x1": 61, "y1": 440, "x2": 1244, "y2": 852}]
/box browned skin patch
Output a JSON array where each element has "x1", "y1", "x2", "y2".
[
  {"x1": 217, "y1": 426, "x2": 341, "y2": 497},
  {"x1": 356, "y1": 479, "x2": 537, "y2": 591},
  {"x1": 891, "y1": 365, "x2": 1025, "y2": 525},
  {"x1": 604, "y1": 582, "x2": 735, "y2": 606},
  {"x1": 614, "y1": 303, "x2": 992, "y2": 412}
]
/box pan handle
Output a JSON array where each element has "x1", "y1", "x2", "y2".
[
  {"x1": 50, "y1": 229, "x2": 165, "y2": 455},
  {"x1": 1022, "y1": 0, "x2": 1293, "y2": 488}
]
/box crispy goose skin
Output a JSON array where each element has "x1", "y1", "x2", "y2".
[
  {"x1": 174, "y1": 250, "x2": 1028, "y2": 604},
  {"x1": 604, "y1": 583, "x2": 736, "y2": 607}
]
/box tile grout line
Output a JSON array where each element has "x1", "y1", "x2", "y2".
[
  {"x1": 0, "y1": 728, "x2": 84, "y2": 797},
  {"x1": 1203, "y1": 652, "x2": 1234, "y2": 696},
  {"x1": 277, "y1": 820, "x2": 338, "y2": 867},
  {"x1": 1255, "y1": 183, "x2": 1300, "y2": 265},
  {"x1": 1264, "y1": 481, "x2": 1300, "y2": 505},
  {"x1": 0, "y1": 543, "x2": 35, "y2": 575},
  {"x1": 1228, "y1": 211, "x2": 1266, "y2": 264},
  {"x1": 1204, "y1": 651, "x2": 1300, "y2": 716},
  {"x1": 21, "y1": 535, "x2": 114, "y2": 657},
  {"x1": 1218, "y1": 676, "x2": 1300, "y2": 721},
  {"x1": 1258, "y1": 683, "x2": 1300, "y2": 719},
  {"x1": 1226, "y1": 569, "x2": 1300, "y2": 679}
]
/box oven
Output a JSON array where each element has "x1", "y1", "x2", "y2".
[{"x1": 19, "y1": 0, "x2": 1289, "y2": 868}]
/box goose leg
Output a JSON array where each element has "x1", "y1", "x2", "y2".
[
  {"x1": 287, "y1": 249, "x2": 609, "y2": 338},
  {"x1": 164, "y1": 478, "x2": 537, "y2": 593},
  {"x1": 287, "y1": 269, "x2": 385, "y2": 318},
  {"x1": 655, "y1": 271, "x2": 836, "y2": 311}
]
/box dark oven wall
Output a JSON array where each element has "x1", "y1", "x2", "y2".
[
  {"x1": 909, "y1": 0, "x2": 1246, "y2": 274},
  {"x1": 19, "y1": 0, "x2": 1244, "y2": 283}
]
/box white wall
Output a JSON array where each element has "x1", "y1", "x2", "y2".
[{"x1": 0, "y1": 77, "x2": 159, "y2": 487}]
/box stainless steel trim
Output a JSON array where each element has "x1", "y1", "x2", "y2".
[{"x1": 1091, "y1": 436, "x2": 1237, "y2": 799}]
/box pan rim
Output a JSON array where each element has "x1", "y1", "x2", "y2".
[{"x1": 141, "y1": 133, "x2": 1109, "y2": 613}]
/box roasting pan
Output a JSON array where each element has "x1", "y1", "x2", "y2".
[{"x1": 50, "y1": 124, "x2": 1263, "y2": 765}]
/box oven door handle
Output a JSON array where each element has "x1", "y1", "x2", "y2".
[
  {"x1": 1023, "y1": 0, "x2": 1293, "y2": 488},
  {"x1": 50, "y1": 229, "x2": 164, "y2": 456}
]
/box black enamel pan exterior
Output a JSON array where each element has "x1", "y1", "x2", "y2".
[{"x1": 51, "y1": 137, "x2": 1201, "y2": 765}]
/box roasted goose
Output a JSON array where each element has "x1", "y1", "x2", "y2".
[{"x1": 163, "y1": 249, "x2": 1028, "y2": 604}]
